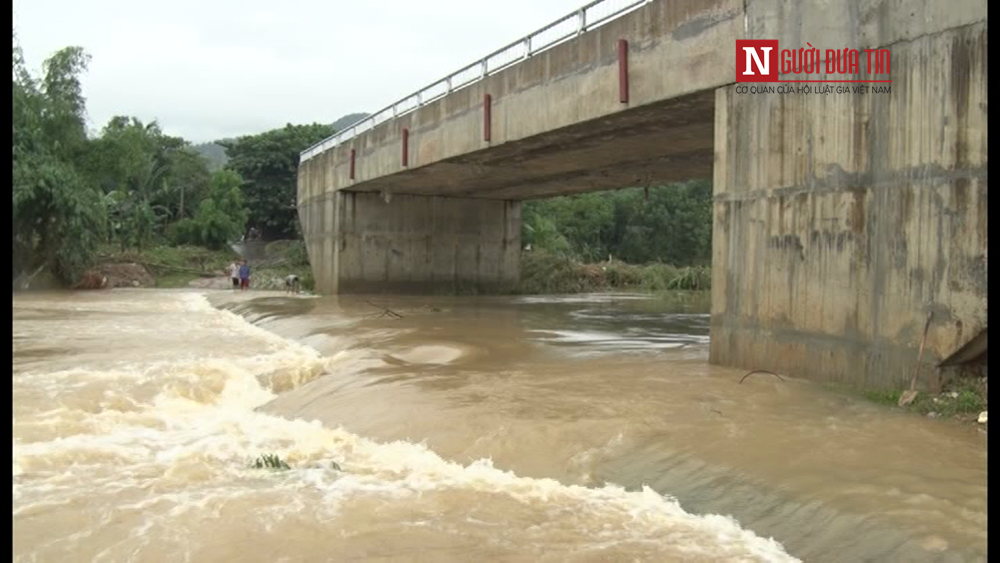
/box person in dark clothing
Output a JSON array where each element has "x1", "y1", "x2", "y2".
[
  {"x1": 239, "y1": 261, "x2": 251, "y2": 291},
  {"x1": 285, "y1": 274, "x2": 300, "y2": 294}
]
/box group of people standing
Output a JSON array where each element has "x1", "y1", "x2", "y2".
[
  {"x1": 228, "y1": 260, "x2": 251, "y2": 291},
  {"x1": 226, "y1": 259, "x2": 301, "y2": 294}
]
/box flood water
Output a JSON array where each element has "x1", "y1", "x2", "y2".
[{"x1": 13, "y1": 289, "x2": 987, "y2": 562}]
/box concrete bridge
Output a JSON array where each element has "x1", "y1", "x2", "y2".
[{"x1": 297, "y1": 0, "x2": 987, "y2": 389}]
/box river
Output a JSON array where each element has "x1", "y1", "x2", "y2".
[{"x1": 12, "y1": 289, "x2": 987, "y2": 562}]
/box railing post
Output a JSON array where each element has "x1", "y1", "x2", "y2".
[
  {"x1": 483, "y1": 94, "x2": 492, "y2": 143},
  {"x1": 311, "y1": 1, "x2": 645, "y2": 153},
  {"x1": 618, "y1": 39, "x2": 629, "y2": 104},
  {"x1": 401, "y1": 128, "x2": 409, "y2": 168}
]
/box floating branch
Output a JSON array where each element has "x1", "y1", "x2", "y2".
[
  {"x1": 365, "y1": 300, "x2": 403, "y2": 319},
  {"x1": 738, "y1": 370, "x2": 787, "y2": 384}
]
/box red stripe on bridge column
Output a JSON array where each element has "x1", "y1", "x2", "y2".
[
  {"x1": 349, "y1": 149, "x2": 356, "y2": 180},
  {"x1": 618, "y1": 39, "x2": 629, "y2": 104},
  {"x1": 483, "y1": 94, "x2": 492, "y2": 143},
  {"x1": 402, "y1": 128, "x2": 409, "y2": 167}
]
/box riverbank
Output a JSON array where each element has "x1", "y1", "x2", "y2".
[
  {"x1": 73, "y1": 246, "x2": 702, "y2": 296},
  {"x1": 829, "y1": 374, "x2": 987, "y2": 428},
  {"x1": 86, "y1": 242, "x2": 315, "y2": 291},
  {"x1": 515, "y1": 250, "x2": 710, "y2": 294}
]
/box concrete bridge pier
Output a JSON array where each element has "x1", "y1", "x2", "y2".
[
  {"x1": 710, "y1": 17, "x2": 988, "y2": 390},
  {"x1": 300, "y1": 191, "x2": 520, "y2": 294}
]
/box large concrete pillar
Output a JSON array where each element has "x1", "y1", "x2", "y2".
[
  {"x1": 300, "y1": 190, "x2": 520, "y2": 294},
  {"x1": 711, "y1": 20, "x2": 987, "y2": 390}
]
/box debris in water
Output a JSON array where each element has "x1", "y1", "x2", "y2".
[
  {"x1": 738, "y1": 370, "x2": 786, "y2": 384},
  {"x1": 251, "y1": 454, "x2": 290, "y2": 470},
  {"x1": 365, "y1": 300, "x2": 404, "y2": 319}
]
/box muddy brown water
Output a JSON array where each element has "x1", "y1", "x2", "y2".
[{"x1": 12, "y1": 289, "x2": 987, "y2": 562}]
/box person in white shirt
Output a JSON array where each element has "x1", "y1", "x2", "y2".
[{"x1": 229, "y1": 262, "x2": 241, "y2": 290}]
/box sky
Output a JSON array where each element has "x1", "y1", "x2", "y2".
[{"x1": 14, "y1": 0, "x2": 587, "y2": 143}]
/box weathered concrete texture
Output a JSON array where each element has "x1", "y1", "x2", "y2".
[
  {"x1": 300, "y1": 192, "x2": 520, "y2": 294},
  {"x1": 711, "y1": 21, "x2": 988, "y2": 390},
  {"x1": 746, "y1": 0, "x2": 987, "y2": 53},
  {"x1": 297, "y1": 0, "x2": 741, "y2": 205}
]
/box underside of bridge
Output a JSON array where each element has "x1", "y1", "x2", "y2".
[
  {"x1": 340, "y1": 90, "x2": 715, "y2": 201},
  {"x1": 298, "y1": 0, "x2": 987, "y2": 390}
]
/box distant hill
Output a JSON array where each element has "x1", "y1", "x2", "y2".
[
  {"x1": 330, "y1": 112, "x2": 369, "y2": 131},
  {"x1": 191, "y1": 113, "x2": 370, "y2": 170},
  {"x1": 192, "y1": 140, "x2": 232, "y2": 171}
]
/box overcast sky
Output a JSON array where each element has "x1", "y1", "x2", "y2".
[{"x1": 14, "y1": 0, "x2": 587, "y2": 143}]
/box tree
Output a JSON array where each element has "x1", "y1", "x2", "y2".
[
  {"x1": 13, "y1": 41, "x2": 105, "y2": 284},
  {"x1": 520, "y1": 179, "x2": 713, "y2": 266},
  {"x1": 172, "y1": 170, "x2": 247, "y2": 249},
  {"x1": 222, "y1": 123, "x2": 336, "y2": 239},
  {"x1": 82, "y1": 116, "x2": 213, "y2": 251}
]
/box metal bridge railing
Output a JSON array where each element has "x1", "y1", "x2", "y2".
[{"x1": 300, "y1": 0, "x2": 649, "y2": 162}]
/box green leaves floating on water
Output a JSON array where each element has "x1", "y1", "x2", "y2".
[
  {"x1": 249, "y1": 454, "x2": 345, "y2": 472},
  {"x1": 251, "y1": 453, "x2": 291, "y2": 470}
]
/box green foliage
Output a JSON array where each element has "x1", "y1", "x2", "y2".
[
  {"x1": 635, "y1": 263, "x2": 680, "y2": 291},
  {"x1": 222, "y1": 123, "x2": 336, "y2": 239},
  {"x1": 908, "y1": 378, "x2": 987, "y2": 417},
  {"x1": 84, "y1": 116, "x2": 216, "y2": 252},
  {"x1": 863, "y1": 389, "x2": 902, "y2": 406},
  {"x1": 523, "y1": 214, "x2": 571, "y2": 256},
  {"x1": 97, "y1": 244, "x2": 239, "y2": 288},
  {"x1": 666, "y1": 266, "x2": 712, "y2": 290},
  {"x1": 299, "y1": 269, "x2": 315, "y2": 291},
  {"x1": 522, "y1": 180, "x2": 713, "y2": 266},
  {"x1": 516, "y1": 251, "x2": 711, "y2": 295},
  {"x1": 286, "y1": 240, "x2": 310, "y2": 266},
  {"x1": 251, "y1": 454, "x2": 290, "y2": 470},
  {"x1": 517, "y1": 251, "x2": 594, "y2": 294},
  {"x1": 13, "y1": 41, "x2": 105, "y2": 283},
  {"x1": 170, "y1": 170, "x2": 247, "y2": 249},
  {"x1": 849, "y1": 376, "x2": 987, "y2": 422}
]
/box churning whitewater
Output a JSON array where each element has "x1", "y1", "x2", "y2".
[{"x1": 13, "y1": 291, "x2": 798, "y2": 562}]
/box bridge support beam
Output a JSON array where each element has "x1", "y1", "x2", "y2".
[
  {"x1": 300, "y1": 191, "x2": 521, "y2": 294},
  {"x1": 710, "y1": 22, "x2": 987, "y2": 390}
]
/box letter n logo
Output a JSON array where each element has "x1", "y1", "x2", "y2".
[{"x1": 736, "y1": 40, "x2": 779, "y2": 82}]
